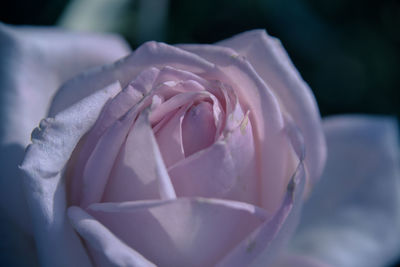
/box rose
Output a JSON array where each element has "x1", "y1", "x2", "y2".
[
  {"x1": 1, "y1": 23, "x2": 399, "y2": 267},
  {"x1": 23, "y1": 27, "x2": 326, "y2": 267}
]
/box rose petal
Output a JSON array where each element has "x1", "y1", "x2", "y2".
[
  {"x1": 273, "y1": 254, "x2": 332, "y2": 267},
  {"x1": 68, "y1": 67, "x2": 160, "y2": 205},
  {"x1": 182, "y1": 102, "x2": 217, "y2": 156},
  {"x1": 169, "y1": 110, "x2": 258, "y2": 206},
  {"x1": 178, "y1": 44, "x2": 298, "y2": 212},
  {"x1": 149, "y1": 90, "x2": 218, "y2": 124},
  {"x1": 290, "y1": 115, "x2": 400, "y2": 267},
  {"x1": 217, "y1": 161, "x2": 306, "y2": 267},
  {"x1": 154, "y1": 66, "x2": 211, "y2": 89},
  {"x1": 87, "y1": 198, "x2": 269, "y2": 267},
  {"x1": 19, "y1": 82, "x2": 122, "y2": 267},
  {"x1": 49, "y1": 41, "x2": 215, "y2": 116},
  {"x1": 0, "y1": 23, "x2": 130, "y2": 234},
  {"x1": 217, "y1": 30, "x2": 326, "y2": 187},
  {"x1": 79, "y1": 119, "x2": 132, "y2": 207},
  {"x1": 102, "y1": 109, "x2": 176, "y2": 202},
  {"x1": 0, "y1": 23, "x2": 130, "y2": 148},
  {"x1": 68, "y1": 206, "x2": 156, "y2": 267},
  {"x1": 155, "y1": 103, "x2": 189, "y2": 167}
]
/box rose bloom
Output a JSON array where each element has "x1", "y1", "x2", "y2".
[{"x1": 0, "y1": 23, "x2": 399, "y2": 267}]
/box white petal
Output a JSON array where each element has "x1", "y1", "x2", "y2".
[
  {"x1": 0, "y1": 23, "x2": 130, "y2": 234},
  {"x1": 20, "y1": 82, "x2": 122, "y2": 267},
  {"x1": 290, "y1": 115, "x2": 400, "y2": 267}
]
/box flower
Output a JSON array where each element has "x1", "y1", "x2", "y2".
[{"x1": 1, "y1": 23, "x2": 399, "y2": 267}]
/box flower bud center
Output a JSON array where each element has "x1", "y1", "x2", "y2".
[{"x1": 182, "y1": 101, "x2": 216, "y2": 157}]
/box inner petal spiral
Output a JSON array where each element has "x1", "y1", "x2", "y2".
[{"x1": 182, "y1": 102, "x2": 216, "y2": 157}]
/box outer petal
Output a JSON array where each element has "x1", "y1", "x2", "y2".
[
  {"x1": 0, "y1": 23, "x2": 130, "y2": 148},
  {"x1": 68, "y1": 206, "x2": 156, "y2": 267},
  {"x1": 217, "y1": 29, "x2": 326, "y2": 187},
  {"x1": 86, "y1": 198, "x2": 269, "y2": 267},
  {"x1": 217, "y1": 119, "x2": 307, "y2": 267},
  {"x1": 216, "y1": 163, "x2": 305, "y2": 267},
  {"x1": 49, "y1": 41, "x2": 215, "y2": 116},
  {"x1": 20, "y1": 82, "x2": 122, "y2": 267},
  {"x1": 0, "y1": 23, "x2": 130, "y2": 236},
  {"x1": 290, "y1": 116, "x2": 400, "y2": 267},
  {"x1": 273, "y1": 254, "x2": 332, "y2": 267}
]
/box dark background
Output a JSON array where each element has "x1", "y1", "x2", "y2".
[
  {"x1": 1, "y1": 0, "x2": 399, "y2": 266},
  {"x1": 1, "y1": 0, "x2": 399, "y2": 119}
]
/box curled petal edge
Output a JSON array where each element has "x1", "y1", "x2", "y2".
[{"x1": 19, "y1": 82, "x2": 122, "y2": 267}]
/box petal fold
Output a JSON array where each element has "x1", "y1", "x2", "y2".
[
  {"x1": 217, "y1": 29, "x2": 326, "y2": 186},
  {"x1": 87, "y1": 198, "x2": 268, "y2": 267},
  {"x1": 68, "y1": 206, "x2": 156, "y2": 267},
  {"x1": 178, "y1": 43, "x2": 298, "y2": 212},
  {"x1": 102, "y1": 109, "x2": 176, "y2": 202}
]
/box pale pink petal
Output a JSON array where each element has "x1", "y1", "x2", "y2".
[
  {"x1": 102, "y1": 110, "x2": 176, "y2": 202},
  {"x1": 49, "y1": 41, "x2": 215, "y2": 116},
  {"x1": 178, "y1": 44, "x2": 298, "y2": 212},
  {"x1": 290, "y1": 116, "x2": 400, "y2": 267},
  {"x1": 19, "y1": 82, "x2": 121, "y2": 267},
  {"x1": 182, "y1": 102, "x2": 217, "y2": 156},
  {"x1": 154, "y1": 66, "x2": 211, "y2": 89},
  {"x1": 87, "y1": 198, "x2": 269, "y2": 267},
  {"x1": 169, "y1": 142, "x2": 236, "y2": 198},
  {"x1": 79, "y1": 119, "x2": 133, "y2": 207},
  {"x1": 0, "y1": 23, "x2": 129, "y2": 233},
  {"x1": 217, "y1": 29, "x2": 326, "y2": 187},
  {"x1": 155, "y1": 104, "x2": 189, "y2": 167},
  {"x1": 68, "y1": 68, "x2": 160, "y2": 204},
  {"x1": 217, "y1": 161, "x2": 306, "y2": 267},
  {"x1": 149, "y1": 91, "x2": 216, "y2": 124},
  {"x1": 68, "y1": 206, "x2": 156, "y2": 267},
  {"x1": 169, "y1": 110, "x2": 258, "y2": 205}
]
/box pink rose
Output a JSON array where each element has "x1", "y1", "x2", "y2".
[{"x1": 1, "y1": 23, "x2": 399, "y2": 267}]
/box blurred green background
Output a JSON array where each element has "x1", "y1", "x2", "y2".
[{"x1": 1, "y1": 0, "x2": 399, "y2": 119}]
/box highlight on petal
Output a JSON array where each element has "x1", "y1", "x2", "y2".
[
  {"x1": 86, "y1": 198, "x2": 269, "y2": 267},
  {"x1": 290, "y1": 115, "x2": 400, "y2": 267},
  {"x1": 79, "y1": 119, "x2": 132, "y2": 207},
  {"x1": 68, "y1": 67, "x2": 160, "y2": 205},
  {"x1": 217, "y1": 29, "x2": 326, "y2": 187},
  {"x1": 102, "y1": 109, "x2": 176, "y2": 203},
  {"x1": 19, "y1": 82, "x2": 122, "y2": 267},
  {"x1": 68, "y1": 206, "x2": 156, "y2": 267}
]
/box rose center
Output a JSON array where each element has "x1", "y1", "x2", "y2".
[{"x1": 182, "y1": 101, "x2": 216, "y2": 157}]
